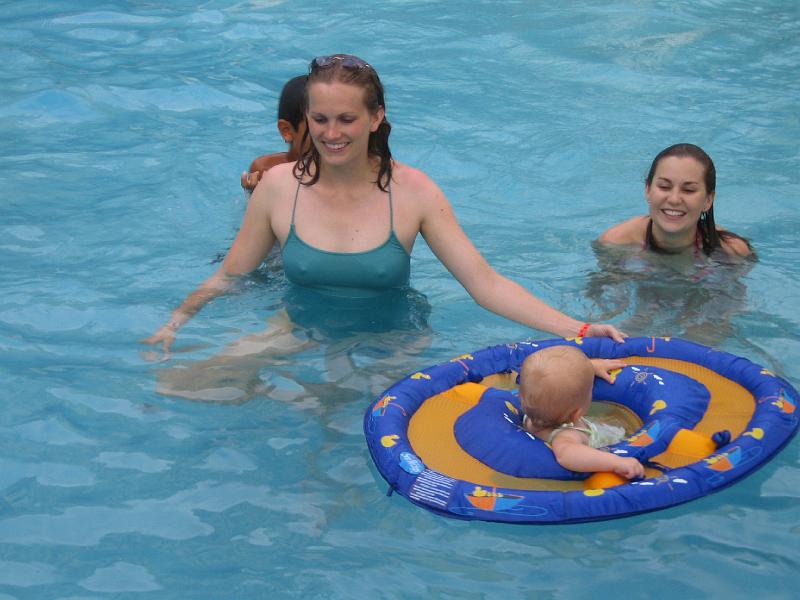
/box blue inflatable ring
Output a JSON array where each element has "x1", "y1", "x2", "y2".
[{"x1": 364, "y1": 337, "x2": 799, "y2": 523}]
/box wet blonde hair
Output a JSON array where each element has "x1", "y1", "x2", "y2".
[{"x1": 519, "y1": 345, "x2": 594, "y2": 429}]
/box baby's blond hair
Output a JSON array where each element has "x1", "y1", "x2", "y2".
[{"x1": 519, "y1": 345, "x2": 594, "y2": 428}]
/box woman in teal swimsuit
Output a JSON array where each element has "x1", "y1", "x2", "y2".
[{"x1": 143, "y1": 54, "x2": 624, "y2": 354}]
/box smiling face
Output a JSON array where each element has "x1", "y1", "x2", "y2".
[
  {"x1": 306, "y1": 81, "x2": 384, "y2": 167},
  {"x1": 645, "y1": 155, "x2": 715, "y2": 248}
]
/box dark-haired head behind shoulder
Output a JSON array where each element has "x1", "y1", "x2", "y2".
[
  {"x1": 242, "y1": 75, "x2": 309, "y2": 191},
  {"x1": 598, "y1": 144, "x2": 754, "y2": 258},
  {"x1": 293, "y1": 54, "x2": 393, "y2": 192}
]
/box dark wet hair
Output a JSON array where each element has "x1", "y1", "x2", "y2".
[
  {"x1": 293, "y1": 54, "x2": 393, "y2": 192},
  {"x1": 645, "y1": 143, "x2": 752, "y2": 256},
  {"x1": 278, "y1": 75, "x2": 307, "y2": 130}
]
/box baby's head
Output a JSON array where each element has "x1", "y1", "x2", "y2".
[{"x1": 519, "y1": 345, "x2": 594, "y2": 429}]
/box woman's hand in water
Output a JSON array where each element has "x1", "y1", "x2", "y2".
[
  {"x1": 140, "y1": 316, "x2": 186, "y2": 356},
  {"x1": 589, "y1": 359, "x2": 627, "y2": 383}
]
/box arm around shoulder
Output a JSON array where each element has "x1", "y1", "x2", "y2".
[{"x1": 241, "y1": 152, "x2": 289, "y2": 190}]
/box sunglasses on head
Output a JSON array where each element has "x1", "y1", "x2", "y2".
[{"x1": 309, "y1": 54, "x2": 371, "y2": 72}]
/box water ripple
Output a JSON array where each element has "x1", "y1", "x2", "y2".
[{"x1": 79, "y1": 561, "x2": 161, "y2": 593}]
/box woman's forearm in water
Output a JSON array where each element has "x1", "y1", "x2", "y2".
[{"x1": 166, "y1": 270, "x2": 239, "y2": 330}]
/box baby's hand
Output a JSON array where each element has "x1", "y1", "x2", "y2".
[
  {"x1": 612, "y1": 456, "x2": 645, "y2": 479},
  {"x1": 590, "y1": 359, "x2": 627, "y2": 383}
]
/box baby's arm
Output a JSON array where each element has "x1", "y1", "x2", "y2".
[
  {"x1": 590, "y1": 358, "x2": 626, "y2": 383},
  {"x1": 551, "y1": 430, "x2": 644, "y2": 478}
]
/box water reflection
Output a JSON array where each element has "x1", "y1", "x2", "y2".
[
  {"x1": 154, "y1": 285, "x2": 432, "y2": 405},
  {"x1": 586, "y1": 242, "x2": 754, "y2": 347}
]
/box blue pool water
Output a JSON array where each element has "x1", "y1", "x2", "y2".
[{"x1": 1, "y1": 0, "x2": 799, "y2": 597}]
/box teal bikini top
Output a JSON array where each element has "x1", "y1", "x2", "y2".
[{"x1": 281, "y1": 182, "x2": 411, "y2": 298}]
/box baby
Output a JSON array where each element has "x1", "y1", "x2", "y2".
[{"x1": 519, "y1": 345, "x2": 645, "y2": 479}]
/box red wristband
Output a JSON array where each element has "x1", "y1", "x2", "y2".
[{"x1": 577, "y1": 323, "x2": 591, "y2": 338}]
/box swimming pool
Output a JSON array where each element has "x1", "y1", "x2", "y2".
[{"x1": 1, "y1": 0, "x2": 798, "y2": 597}]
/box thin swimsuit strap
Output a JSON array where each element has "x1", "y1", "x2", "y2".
[{"x1": 290, "y1": 180, "x2": 394, "y2": 230}]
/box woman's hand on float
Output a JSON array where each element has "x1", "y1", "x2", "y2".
[
  {"x1": 585, "y1": 323, "x2": 627, "y2": 343},
  {"x1": 589, "y1": 359, "x2": 627, "y2": 383}
]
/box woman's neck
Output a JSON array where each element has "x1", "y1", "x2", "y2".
[
  {"x1": 319, "y1": 155, "x2": 379, "y2": 188},
  {"x1": 650, "y1": 221, "x2": 699, "y2": 254}
]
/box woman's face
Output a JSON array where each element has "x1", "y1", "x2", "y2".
[
  {"x1": 645, "y1": 156, "x2": 714, "y2": 238},
  {"x1": 306, "y1": 81, "x2": 384, "y2": 166}
]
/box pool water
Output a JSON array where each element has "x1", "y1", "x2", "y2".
[{"x1": 1, "y1": 0, "x2": 798, "y2": 597}]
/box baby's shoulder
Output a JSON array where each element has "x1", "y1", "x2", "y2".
[{"x1": 549, "y1": 424, "x2": 590, "y2": 446}]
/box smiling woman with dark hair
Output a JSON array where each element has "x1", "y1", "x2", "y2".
[
  {"x1": 589, "y1": 144, "x2": 754, "y2": 348},
  {"x1": 598, "y1": 143, "x2": 753, "y2": 258}
]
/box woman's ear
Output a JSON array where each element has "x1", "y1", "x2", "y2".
[
  {"x1": 370, "y1": 106, "x2": 386, "y2": 132},
  {"x1": 704, "y1": 191, "x2": 715, "y2": 212},
  {"x1": 644, "y1": 182, "x2": 653, "y2": 205}
]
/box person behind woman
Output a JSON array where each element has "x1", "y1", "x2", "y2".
[
  {"x1": 597, "y1": 143, "x2": 753, "y2": 257},
  {"x1": 240, "y1": 75, "x2": 308, "y2": 191},
  {"x1": 143, "y1": 54, "x2": 623, "y2": 353}
]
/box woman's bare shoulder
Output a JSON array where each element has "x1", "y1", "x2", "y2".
[
  {"x1": 249, "y1": 162, "x2": 298, "y2": 209},
  {"x1": 256, "y1": 162, "x2": 297, "y2": 190},
  {"x1": 392, "y1": 161, "x2": 437, "y2": 190},
  {"x1": 718, "y1": 230, "x2": 754, "y2": 257},
  {"x1": 391, "y1": 161, "x2": 447, "y2": 207},
  {"x1": 597, "y1": 215, "x2": 649, "y2": 246}
]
